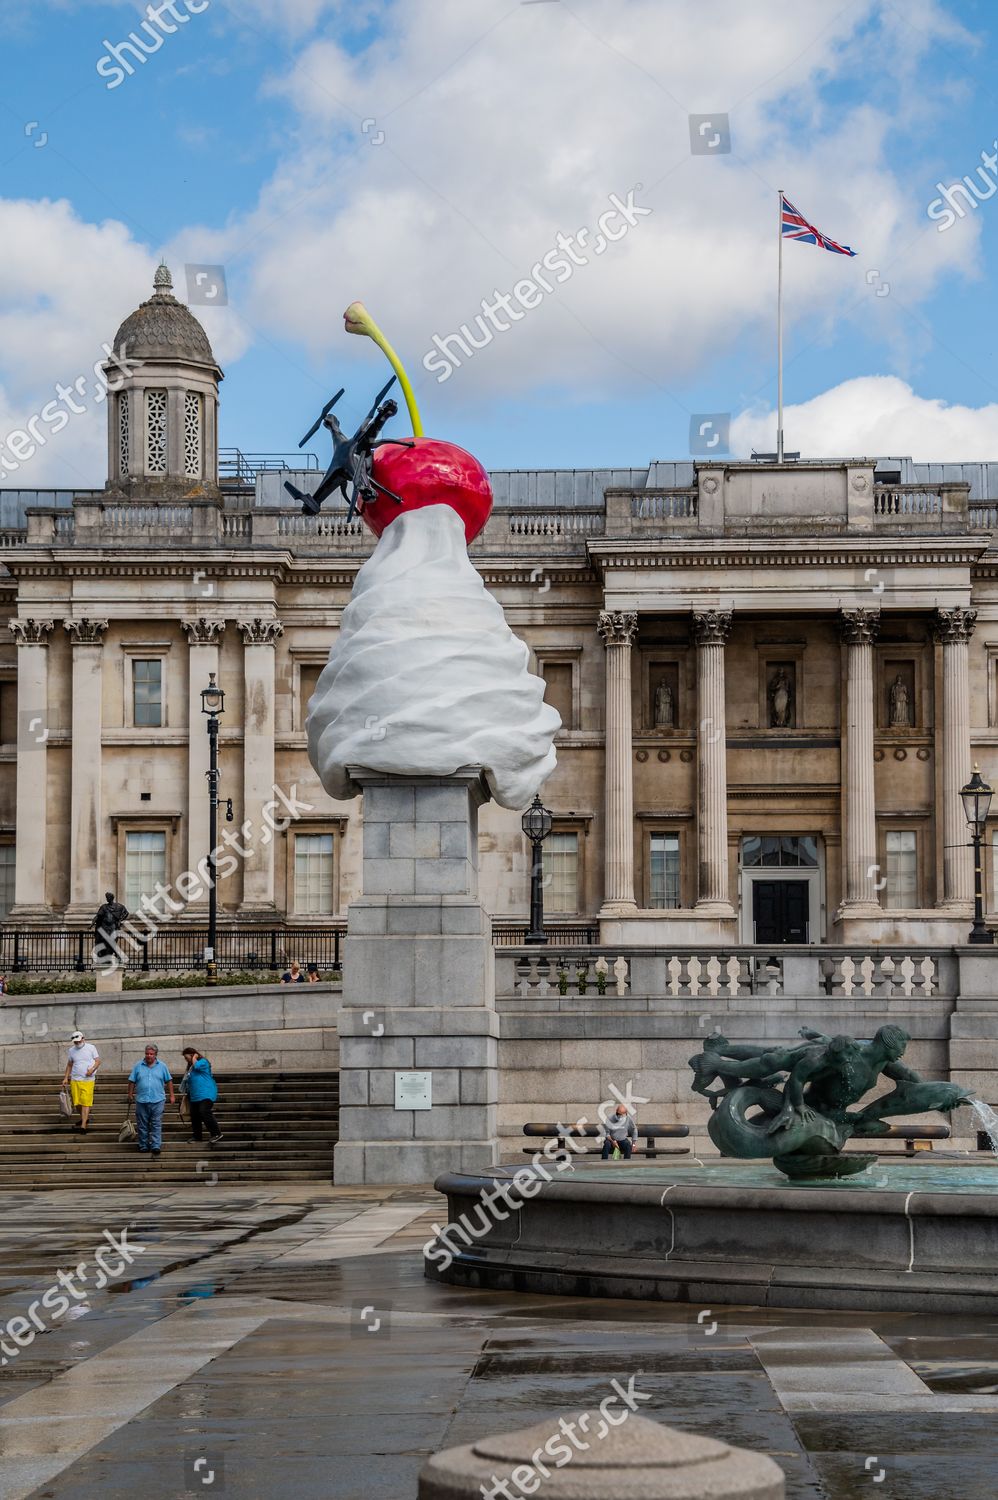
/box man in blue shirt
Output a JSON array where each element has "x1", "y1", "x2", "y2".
[{"x1": 127, "y1": 1044, "x2": 175, "y2": 1157}]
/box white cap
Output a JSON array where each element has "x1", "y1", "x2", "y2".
[{"x1": 71, "y1": 1031, "x2": 84, "y2": 1042}]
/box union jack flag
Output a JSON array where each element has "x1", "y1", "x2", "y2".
[{"x1": 781, "y1": 194, "x2": 856, "y2": 256}]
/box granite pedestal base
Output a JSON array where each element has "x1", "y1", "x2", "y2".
[
  {"x1": 333, "y1": 770, "x2": 501, "y2": 1185},
  {"x1": 427, "y1": 1161, "x2": 998, "y2": 1313}
]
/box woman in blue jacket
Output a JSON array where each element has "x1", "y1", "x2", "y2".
[{"x1": 181, "y1": 1048, "x2": 223, "y2": 1144}]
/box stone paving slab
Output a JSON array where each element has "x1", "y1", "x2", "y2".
[{"x1": 3, "y1": 1186, "x2": 998, "y2": 1499}]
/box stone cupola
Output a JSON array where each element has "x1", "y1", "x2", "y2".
[{"x1": 102, "y1": 263, "x2": 223, "y2": 497}]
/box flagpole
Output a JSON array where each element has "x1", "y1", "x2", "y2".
[{"x1": 777, "y1": 187, "x2": 784, "y2": 463}]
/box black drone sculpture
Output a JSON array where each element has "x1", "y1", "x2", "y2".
[{"x1": 284, "y1": 376, "x2": 413, "y2": 519}]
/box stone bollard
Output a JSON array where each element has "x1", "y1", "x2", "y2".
[{"x1": 418, "y1": 1410, "x2": 785, "y2": 1498}]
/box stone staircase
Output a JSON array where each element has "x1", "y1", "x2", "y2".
[{"x1": 0, "y1": 1071, "x2": 338, "y2": 1188}]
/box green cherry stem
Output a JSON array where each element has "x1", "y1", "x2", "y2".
[{"x1": 343, "y1": 301, "x2": 424, "y2": 437}]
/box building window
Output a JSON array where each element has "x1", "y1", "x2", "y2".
[
  {"x1": 298, "y1": 663, "x2": 323, "y2": 728},
  {"x1": 124, "y1": 830, "x2": 166, "y2": 911},
  {"x1": 540, "y1": 661, "x2": 575, "y2": 730},
  {"x1": 294, "y1": 833, "x2": 335, "y2": 914},
  {"x1": 649, "y1": 832, "x2": 681, "y2": 908},
  {"x1": 132, "y1": 659, "x2": 163, "y2": 727},
  {"x1": 184, "y1": 391, "x2": 202, "y2": 477},
  {"x1": 741, "y1": 835, "x2": 818, "y2": 868},
  {"x1": 885, "y1": 830, "x2": 917, "y2": 908},
  {"x1": 542, "y1": 831, "x2": 579, "y2": 914},
  {"x1": 0, "y1": 844, "x2": 14, "y2": 919},
  {"x1": 0, "y1": 681, "x2": 16, "y2": 745},
  {"x1": 145, "y1": 389, "x2": 167, "y2": 474},
  {"x1": 118, "y1": 392, "x2": 129, "y2": 477}
]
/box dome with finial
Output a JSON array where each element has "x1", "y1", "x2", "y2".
[{"x1": 111, "y1": 263, "x2": 217, "y2": 366}]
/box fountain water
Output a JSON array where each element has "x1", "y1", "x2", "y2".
[{"x1": 968, "y1": 1098, "x2": 998, "y2": 1155}]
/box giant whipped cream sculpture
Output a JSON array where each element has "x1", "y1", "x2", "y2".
[{"x1": 298, "y1": 302, "x2": 560, "y2": 810}]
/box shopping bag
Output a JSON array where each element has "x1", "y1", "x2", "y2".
[
  {"x1": 611, "y1": 1142, "x2": 622, "y2": 1160},
  {"x1": 118, "y1": 1107, "x2": 136, "y2": 1143},
  {"x1": 58, "y1": 1088, "x2": 73, "y2": 1117}
]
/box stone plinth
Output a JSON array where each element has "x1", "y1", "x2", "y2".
[
  {"x1": 334, "y1": 769, "x2": 501, "y2": 1185},
  {"x1": 418, "y1": 1412, "x2": 784, "y2": 1498},
  {"x1": 95, "y1": 968, "x2": 123, "y2": 993}
]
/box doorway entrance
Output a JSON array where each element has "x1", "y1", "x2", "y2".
[
  {"x1": 752, "y1": 879, "x2": 810, "y2": 943},
  {"x1": 740, "y1": 835, "x2": 823, "y2": 945}
]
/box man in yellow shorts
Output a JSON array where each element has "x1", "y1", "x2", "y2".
[{"x1": 63, "y1": 1030, "x2": 101, "y2": 1133}]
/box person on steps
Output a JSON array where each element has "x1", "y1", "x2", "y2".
[
  {"x1": 127, "y1": 1044, "x2": 175, "y2": 1158},
  {"x1": 63, "y1": 1030, "x2": 100, "y2": 1133},
  {"x1": 181, "y1": 1048, "x2": 223, "y2": 1145}
]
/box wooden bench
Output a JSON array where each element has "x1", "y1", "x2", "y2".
[
  {"x1": 857, "y1": 1123, "x2": 951, "y2": 1158},
  {"x1": 522, "y1": 1121, "x2": 690, "y2": 1158}
]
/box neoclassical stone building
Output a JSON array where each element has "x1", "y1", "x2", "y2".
[{"x1": 2, "y1": 267, "x2": 998, "y2": 949}]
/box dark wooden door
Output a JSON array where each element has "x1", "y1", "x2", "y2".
[{"x1": 753, "y1": 880, "x2": 809, "y2": 943}]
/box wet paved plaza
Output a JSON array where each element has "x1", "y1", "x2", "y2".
[{"x1": 1, "y1": 1185, "x2": 997, "y2": 1499}]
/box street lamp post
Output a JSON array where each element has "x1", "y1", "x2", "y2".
[
  {"x1": 201, "y1": 672, "x2": 225, "y2": 984},
  {"x1": 960, "y1": 764, "x2": 994, "y2": 946},
  {"x1": 521, "y1": 793, "x2": 553, "y2": 945}
]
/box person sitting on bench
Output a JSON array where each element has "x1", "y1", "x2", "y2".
[{"x1": 601, "y1": 1102, "x2": 637, "y2": 1159}]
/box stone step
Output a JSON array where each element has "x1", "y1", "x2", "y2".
[{"x1": 0, "y1": 1068, "x2": 339, "y2": 1187}]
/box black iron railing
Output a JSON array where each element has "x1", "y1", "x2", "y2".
[
  {"x1": 492, "y1": 922, "x2": 600, "y2": 947},
  {"x1": 0, "y1": 925, "x2": 344, "y2": 976}
]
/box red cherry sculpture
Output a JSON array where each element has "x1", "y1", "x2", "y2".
[{"x1": 364, "y1": 437, "x2": 493, "y2": 545}]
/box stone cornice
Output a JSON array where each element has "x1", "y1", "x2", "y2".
[{"x1": 586, "y1": 537, "x2": 990, "y2": 571}]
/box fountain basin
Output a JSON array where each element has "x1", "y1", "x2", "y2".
[{"x1": 427, "y1": 1160, "x2": 998, "y2": 1313}]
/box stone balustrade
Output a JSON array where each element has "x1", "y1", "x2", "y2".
[{"x1": 496, "y1": 946, "x2": 960, "y2": 1003}]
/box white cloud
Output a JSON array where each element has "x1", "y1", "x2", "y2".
[
  {"x1": 731, "y1": 375, "x2": 998, "y2": 461},
  {"x1": 227, "y1": 0, "x2": 978, "y2": 413}
]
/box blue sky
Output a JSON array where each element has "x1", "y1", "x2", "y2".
[{"x1": 2, "y1": 0, "x2": 998, "y2": 485}]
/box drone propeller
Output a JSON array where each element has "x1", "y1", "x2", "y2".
[
  {"x1": 364, "y1": 375, "x2": 397, "y2": 424},
  {"x1": 298, "y1": 387, "x2": 345, "y2": 448}
]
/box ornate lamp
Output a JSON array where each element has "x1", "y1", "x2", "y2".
[
  {"x1": 521, "y1": 794, "x2": 553, "y2": 945},
  {"x1": 961, "y1": 765, "x2": 994, "y2": 945},
  {"x1": 200, "y1": 671, "x2": 225, "y2": 717}
]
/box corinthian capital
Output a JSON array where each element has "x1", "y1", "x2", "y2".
[
  {"x1": 837, "y1": 608, "x2": 880, "y2": 646},
  {"x1": 237, "y1": 617, "x2": 285, "y2": 646},
  {"x1": 182, "y1": 617, "x2": 226, "y2": 646},
  {"x1": 931, "y1": 606, "x2": 977, "y2": 644},
  {"x1": 597, "y1": 610, "x2": 638, "y2": 648},
  {"x1": 8, "y1": 619, "x2": 54, "y2": 646},
  {"x1": 63, "y1": 618, "x2": 109, "y2": 645},
  {"x1": 692, "y1": 609, "x2": 733, "y2": 647}
]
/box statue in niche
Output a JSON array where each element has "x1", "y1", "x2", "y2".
[
  {"x1": 889, "y1": 673, "x2": 911, "y2": 728},
  {"x1": 653, "y1": 679, "x2": 675, "y2": 728},
  {"x1": 768, "y1": 668, "x2": 793, "y2": 728}
]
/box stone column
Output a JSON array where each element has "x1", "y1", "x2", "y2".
[
  {"x1": 837, "y1": 608, "x2": 880, "y2": 913},
  {"x1": 237, "y1": 618, "x2": 284, "y2": 914},
  {"x1": 182, "y1": 617, "x2": 226, "y2": 902},
  {"x1": 64, "y1": 619, "x2": 109, "y2": 917},
  {"x1": 693, "y1": 609, "x2": 734, "y2": 912},
  {"x1": 597, "y1": 610, "x2": 638, "y2": 915},
  {"x1": 335, "y1": 770, "x2": 499, "y2": 1185},
  {"x1": 8, "y1": 619, "x2": 54, "y2": 916},
  {"x1": 932, "y1": 606, "x2": 976, "y2": 907}
]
